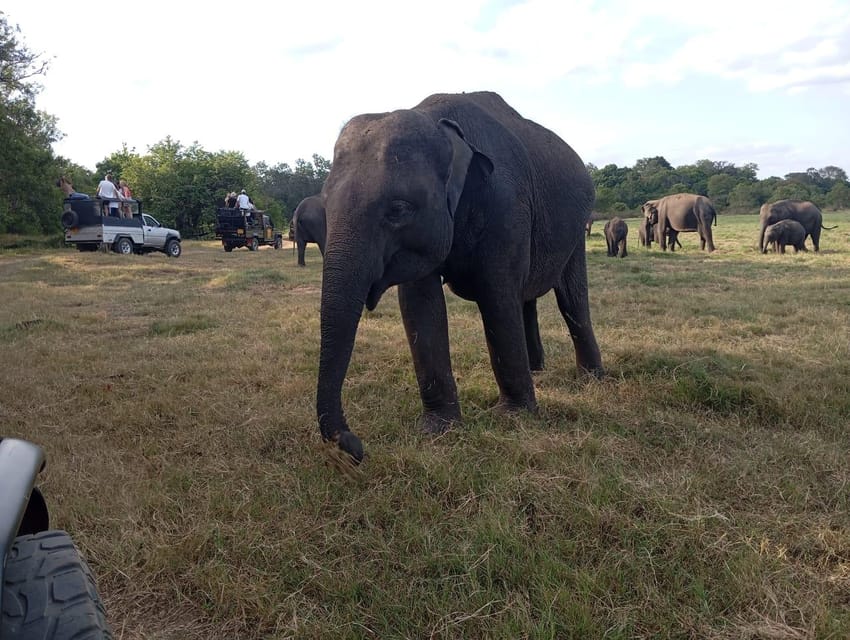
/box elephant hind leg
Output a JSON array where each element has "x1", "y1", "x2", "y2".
[
  {"x1": 477, "y1": 295, "x2": 537, "y2": 411},
  {"x1": 553, "y1": 250, "x2": 603, "y2": 377},
  {"x1": 524, "y1": 299, "x2": 544, "y2": 371}
]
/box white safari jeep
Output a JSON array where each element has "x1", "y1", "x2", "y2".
[{"x1": 61, "y1": 196, "x2": 182, "y2": 257}]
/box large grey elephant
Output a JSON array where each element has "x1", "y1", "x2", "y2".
[
  {"x1": 642, "y1": 194, "x2": 717, "y2": 252},
  {"x1": 758, "y1": 200, "x2": 836, "y2": 252},
  {"x1": 604, "y1": 217, "x2": 628, "y2": 257},
  {"x1": 763, "y1": 219, "x2": 807, "y2": 254},
  {"x1": 316, "y1": 91, "x2": 603, "y2": 463},
  {"x1": 292, "y1": 195, "x2": 326, "y2": 266}
]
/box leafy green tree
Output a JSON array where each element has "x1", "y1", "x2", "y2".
[
  {"x1": 727, "y1": 183, "x2": 759, "y2": 212},
  {"x1": 593, "y1": 185, "x2": 617, "y2": 212},
  {"x1": 107, "y1": 137, "x2": 256, "y2": 234},
  {"x1": 634, "y1": 156, "x2": 672, "y2": 175},
  {"x1": 707, "y1": 174, "x2": 737, "y2": 209},
  {"x1": 769, "y1": 182, "x2": 817, "y2": 204},
  {"x1": 826, "y1": 182, "x2": 850, "y2": 210},
  {"x1": 257, "y1": 155, "x2": 330, "y2": 219},
  {"x1": 819, "y1": 165, "x2": 848, "y2": 187},
  {"x1": 673, "y1": 164, "x2": 710, "y2": 195},
  {"x1": 0, "y1": 12, "x2": 62, "y2": 234}
]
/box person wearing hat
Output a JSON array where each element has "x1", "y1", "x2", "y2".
[
  {"x1": 236, "y1": 189, "x2": 252, "y2": 210},
  {"x1": 236, "y1": 189, "x2": 256, "y2": 222}
]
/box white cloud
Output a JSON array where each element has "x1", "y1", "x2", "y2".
[{"x1": 3, "y1": 0, "x2": 849, "y2": 174}]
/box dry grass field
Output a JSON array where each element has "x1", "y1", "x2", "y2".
[{"x1": 1, "y1": 211, "x2": 849, "y2": 639}]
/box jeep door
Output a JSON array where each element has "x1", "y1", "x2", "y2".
[{"x1": 141, "y1": 214, "x2": 169, "y2": 249}]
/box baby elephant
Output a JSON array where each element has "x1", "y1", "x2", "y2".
[
  {"x1": 763, "y1": 219, "x2": 807, "y2": 254},
  {"x1": 604, "y1": 217, "x2": 628, "y2": 258}
]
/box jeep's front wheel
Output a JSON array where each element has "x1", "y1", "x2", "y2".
[
  {"x1": 165, "y1": 239, "x2": 181, "y2": 258},
  {"x1": 0, "y1": 530, "x2": 112, "y2": 638},
  {"x1": 274, "y1": 236, "x2": 282, "y2": 250},
  {"x1": 249, "y1": 237, "x2": 259, "y2": 252}
]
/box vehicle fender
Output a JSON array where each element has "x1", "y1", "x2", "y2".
[{"x1": 0, "y1": 439, "x2": 49, "y2": 602}]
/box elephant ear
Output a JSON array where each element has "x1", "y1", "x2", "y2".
[{"x1": 438, "y1": 118, "x2": 494, "y2": 217}]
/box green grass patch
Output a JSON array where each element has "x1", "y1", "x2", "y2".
[
  {"x1": 149, "y1": 314, "x2": 218, "y2": 336},
  {"x1": 1, "y1": 219, "x2": 849, "y2": 638}
]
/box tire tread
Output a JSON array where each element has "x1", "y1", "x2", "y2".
[{"x1": 1, "y1": 530, "x2": 112, "y2": 639}]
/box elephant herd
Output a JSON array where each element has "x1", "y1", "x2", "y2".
[
  {"x1": 593, "y1": 195, "x2": 835, "y2": 258},
  {"x1": 279, "y1": 91, "x2": 837, "y2": 465}
]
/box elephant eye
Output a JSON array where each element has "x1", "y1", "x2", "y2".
[{"x1": 385, "y1": 200, "x2": 415, "y2": 225}]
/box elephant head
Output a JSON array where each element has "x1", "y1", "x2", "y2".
[
  {"x1": 641, "y1": 200, "x2": 659, "y2": 243},
  {"x1": 762, "y1": 224, "x2": 778, "y2": 253},
  {"x1": 317, "y1": 112, "x2": 493, "y2": 462}
]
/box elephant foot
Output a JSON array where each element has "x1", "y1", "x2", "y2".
[
  {"x1": 417, "y1": 410, "x2": 460, "y2": 435},
  {"x1": 496, "y1": 395, "x2": 537, "y2": 415},
  {"x1": 327, "y1": 430, "x2": 364, "y2": 468}
]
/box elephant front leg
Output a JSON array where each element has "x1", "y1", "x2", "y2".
[
  {"x1": 478, "y1": 295, "x2": 537, "y2": 412},
  {"x1": 399, "y1": 275, "x2": 461, "y2": 434}
]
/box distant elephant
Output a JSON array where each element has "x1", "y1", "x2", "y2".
[
  {"x1": 638, "y1": 222, "x2": 681, "y2": 249},
  {"x1": 316, "y1": 91, "x2": 603, "y2": 463},
  {"x1": 758, "y1": 199, "x2": 836, "y2": 252},
  {"x1": 763, "y1": 219, "x2": 808, "y2": 254},
  {"x1": 642, "y1": 194, "x2": 717, "y2": 252},
  {"x1": 604, "y1": 217, "x2": 628, "y2": 257},
  {"x1": 292, "y1": 195, "x2": 326, "y2": 266},
  {"x1": 585, "y1": 215, "x2": 594, "y2": 237}
]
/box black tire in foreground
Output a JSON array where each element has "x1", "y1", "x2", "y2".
[{"x1": 1, "y1": 530, "x2": 112, "y2": 639}]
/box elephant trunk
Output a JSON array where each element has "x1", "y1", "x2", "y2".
[
  {"x1": 316, "y1": 242, "x2": 380, "y2": 463},
  {"x1": 758, "y1": 223, "x2": 767, "y2": 253}
]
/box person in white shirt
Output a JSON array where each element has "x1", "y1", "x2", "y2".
[
  {"x1": 236, "y1": 189, "x2": 255, "y2": 221},
  {"x1": 236, "y1": 189, "x2": 253, "y2": 210},
  {"x1": 96, "y1": 173, "x2": 123, "y2": 217}
]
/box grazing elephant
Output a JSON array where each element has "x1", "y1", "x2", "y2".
[
  {"x1": 585, "y1": 215, "x2": 594, "y2": 237},
  {"x1": 758, "y1": 199, "x2": 836, "y2": 252},
  {"x1": 604, "y1": 217, "x2": 628, "y2": 257},
  {"x1": 763, "y1": 219, "x2": 808, "y2": 254},
  {"x1": 642, "y1": 194, "x2": 717, "y2": 252},
  {"x1": 316, "y1": 91, "x2": 603, "y2": 463},
  {"x1": 292, "y1": 195, "x2": 326, "y2": 266}
]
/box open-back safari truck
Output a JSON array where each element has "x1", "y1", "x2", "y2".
[{"x1": 214, "y1": 208, "x2": 283, "y2": 252}]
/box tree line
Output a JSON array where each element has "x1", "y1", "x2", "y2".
[
  {"x1": 2, "y1": 12, "x2": 849, "y2": 238},
  {"x1": 588, "y1": 156, "x2": 850, "y2": 215}
]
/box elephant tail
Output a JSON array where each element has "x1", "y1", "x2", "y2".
[{"x1": 822, "y1": 223, "x2": 838, "y2": 230}]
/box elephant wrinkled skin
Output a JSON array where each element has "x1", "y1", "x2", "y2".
[
  {"x1": 604, "y1": 217, "x2": 628, "y2": 257},
  {"x1": 317, "y1": 91, "x2": 603, "y2": 463},
  {"x1": 758, "y1": 199, "x2": 836, "y2": 253},
  {"x1": 292, "y1": 195, "x2": 327, "y2": 266},
  {"x1": 642, "y1": 194, "x2": 717, "y2": 252},
  {"x1": 763, "y1": 219, "x2": 807, "y2": 254}
]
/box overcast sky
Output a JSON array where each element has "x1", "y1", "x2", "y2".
[{"x1": 5, "y1": 0, "x2": 850, "y2": 179}]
